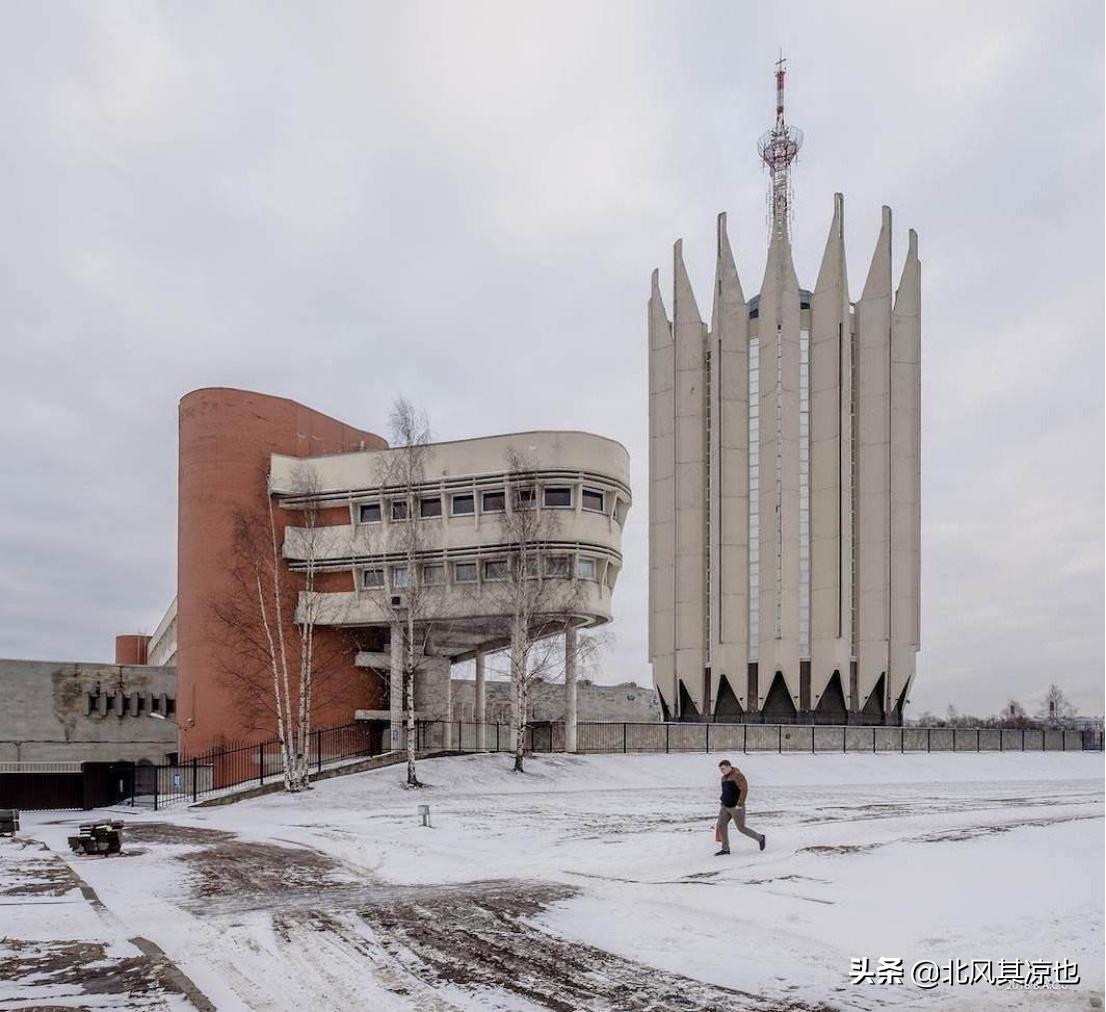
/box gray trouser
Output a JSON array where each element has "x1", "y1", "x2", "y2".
[{"x1": 716, "y1": 805, "x2": 761, "y2": 849}]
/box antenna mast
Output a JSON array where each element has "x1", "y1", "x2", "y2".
[{"x1": 757, "y1": 54, "x2": 803, "y2": 240}]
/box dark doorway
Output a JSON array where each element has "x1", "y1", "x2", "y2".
[
  {"x1": 814, "y1": 671, "x2": 849, "y2": 724},
  {"x1": 761, "y1": 672, "x2": 797, "y2": 723},
  {"x1": 714, "y1": 676, "x2": 743, "y2": 721}
]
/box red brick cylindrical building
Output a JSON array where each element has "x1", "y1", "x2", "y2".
[{"x1": 177, "y1": 388, "x2": 388, "y2": 756}]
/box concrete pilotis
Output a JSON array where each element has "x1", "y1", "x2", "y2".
[
  {"x1": 475, "y1": 651, "x2": 487, "y2": 750},
  {"x1": 564, "y1": 626, "x2": 578, "y2": 753},
  {"x1": 389, "y1": 622, "x2": 404, "y2": 750}
]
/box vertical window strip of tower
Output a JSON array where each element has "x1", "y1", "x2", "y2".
[
  {"x1": 704, "y1": 347, "x2": 712, "y2": 663},
  {"x1": 748, "y1": 334, "x2": 760, "y2": 658},
  {"x1": 799, "y1": 328, "x2": 811, "y2": 659},
  {"x1": 850, "y1": 322, "x2": 859, "y2": 657},
  {"x1": 774, "y1": 325, "x2": 783, "y2": 639}
]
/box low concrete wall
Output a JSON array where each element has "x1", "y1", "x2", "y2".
[
  {"x1": 449, "y1": 678, "x2": 662, "y2": 724},
  {"x1": 0, "y1": 658, "x2": 178, "y2": 764}
]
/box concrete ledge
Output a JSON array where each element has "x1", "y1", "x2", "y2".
[{"x1": 192, "y1": 750, "x2": 454, "y2": 807}]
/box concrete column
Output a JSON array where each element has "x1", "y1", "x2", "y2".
[
  {"x1": 710, "y1": 212, "x2": 749, "y2": 709},
  {"x1": 648, "y1": 268, "x2": 677, "y2": 718},
  {"x1": 389, "y1": 622, "x2": 404, "y2": 751},
  {"x1": 564, "y1": 626, "x2": 578, "y2": 753},
  {"x1": 673, "y1": 239, "x2": 708, "y2": 716},
  {"x1": 475, "y1": 651, "x2": 487, "y2": 750},
  {"x1": 855, "y1": 207, "x2": 893, "y2": 714}
]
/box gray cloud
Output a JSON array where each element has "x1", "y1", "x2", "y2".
[{"x1": 0, "y1": 1, "x2": 1101, "y2": 717}]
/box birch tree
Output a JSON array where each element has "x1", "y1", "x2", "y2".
[
  {"x1": 363, "y1": 398, "x2": 445, "y2": 788},
  {"x1": 485, "y1": 450, "x2": 586, "y2": 773},
  {"x1": 212, "y1": 463, "x2": 347, "y2": 792}
]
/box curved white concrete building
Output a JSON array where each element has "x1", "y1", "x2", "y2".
[{"x1": 271, "y1": 431, "x2": 631, "y2": 736}]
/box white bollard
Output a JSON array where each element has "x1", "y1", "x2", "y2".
[{"x1": 417, "y1": 803, "x2": 431, "y2": 828}]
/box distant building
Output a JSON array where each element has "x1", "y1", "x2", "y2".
[{"x1": 648, "y1": 62, "x2": 921, "y2": 725}]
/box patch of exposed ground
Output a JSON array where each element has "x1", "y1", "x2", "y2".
[
  {"x1": 0, "y1": 937, "x2": 183, "y2": 1009},
  {"x1": 0, "y1": 841, "x2": 82, "y2": 897},
  {"x1": 168, "y1": 830, "x2": 836, "y2": 1011},
  {"x1": 351, "y1": 879, "x2": 838, "y2": 1012},
  {"x1": 124, "y1": 822, "x2": 236, "y2": 846}
]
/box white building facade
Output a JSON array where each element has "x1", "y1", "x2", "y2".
[{"x1": 648, "y1": 199, "x2": 921, "y2": 725}]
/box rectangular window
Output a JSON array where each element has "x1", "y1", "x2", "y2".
[
  {"x1": 453, "y1": 561, "x2": 477, "y2": 583},
  {"x1": 545, "y1": 555, "x2": 571, "y2": 578},
  {"x1": 391, "y1": 566, "x2": 409, "y2": 588},
  {"x1": 483, "y1": 559, "x2": 509, "y2": 581},
  {"x1": 544, "y1": 486, "x2": 572, "y2": 507},
  {"x1": 165, "y1": 697, "x2": 176, "y2": 717},
  {"x1": 481, "y1": 490, "x2": 506, "y2": 513},
  {"x1": 421, "y1": 564, "x2": 445, "y2": 586},
  {"x1": 391, "y1": 500, "x2": 409, "y2": 521},
  {"x1": 151, "y1": 696, "x2": 161, "y2": 714},
  {"x1": 451, "y1": 494, "x2": 475, "y2": 516},
  {"x1": 362, "y1": 568, "x2": 384, "y2": 589},
  {"x1": 582, "y1": 488, "x2": 605, "y2": 512},
  {"x1": 359, "y1": 502, "x2": 382, "y2": 524},
  {"x1": 420, "y1": 497, "x2": 442, "y2": 518},
  {"x1": 577, "y1": 557, "x2": 597, "y2": 580},
  {"x1": 523, "y1": 556, "x2": 540, "y2": 579},
  {"x1": 513, "y1": 486, "x2": 536, "y2": 509}
]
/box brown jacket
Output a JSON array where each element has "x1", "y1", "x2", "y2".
[{"x1": 720, "y1": 768, "x2": 748, "y2": 807}]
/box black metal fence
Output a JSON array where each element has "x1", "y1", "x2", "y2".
[
  {"x1": 417, "y1": 720, "x2": 1104, "y2": 755},
  {"x1": 7, "y1": 719, "x2": 1099, "y2": 813}
]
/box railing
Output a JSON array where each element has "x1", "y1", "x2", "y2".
[{"x1": 416, "y1": 720, "x2": 1104, "y2": 756}]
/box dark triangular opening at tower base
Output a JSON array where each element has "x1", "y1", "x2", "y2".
[
  {"x1": 761, "y1": 672, "x2": 797, "y2": 723},
  {"x1": 890, "y1": 680, "x2": 909, "y2": 726},
  {"x1": 657, "y1": 688, "x2": 671, "y2": 724},
  {"x1": 861, "y1": 673, "x2": 886, "y2": 723},
  {"x1": 814, "y1": 671, "x2": 848, "y2": 724},
  {"x1": 677, "y1": 681, "x2": 701, "y2": 722},
  {"x1": 714, "y1": 675, "x2": 743, "y2": 720}
]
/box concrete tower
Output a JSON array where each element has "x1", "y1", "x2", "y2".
[{"x1": 647, "y1": 63, "x2": 921, "y2": 725}]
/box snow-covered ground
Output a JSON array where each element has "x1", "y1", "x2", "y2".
[{"x1": 6, "y1": 751, "x2": 1103, "y2": 1011}]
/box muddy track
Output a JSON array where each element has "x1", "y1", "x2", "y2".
[{"x1": 155, "y1": 827, "x2": 836, "y2": 1011}]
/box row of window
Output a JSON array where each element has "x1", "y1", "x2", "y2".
[
  {"x1": 361, "y1": 554, "x2": 603, "y2": 589},
  {"x1": 357, "y1": 485, "x2": 610, "y2": 525}
]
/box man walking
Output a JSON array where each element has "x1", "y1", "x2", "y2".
[{"x1": 714, "y1": 759, "x2": 766, "y2": 856}]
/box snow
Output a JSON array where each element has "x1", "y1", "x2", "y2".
[{"x1": 8, "y1": 751, "x2": 1104, "y2": 1011}]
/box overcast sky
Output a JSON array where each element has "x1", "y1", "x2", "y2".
[{"x1": 1, "y1": 1, "x2": 1102, "y2": 717}]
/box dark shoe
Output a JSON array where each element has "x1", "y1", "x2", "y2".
[
  {"x1": 714, "y1": 848, "x2": 730, "y2": 856},
  {"x1": 759, "y1": 835, "x2": 766, "y2": 852}
]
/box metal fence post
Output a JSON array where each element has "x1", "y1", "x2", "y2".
[
  {"x1": 811, "y1": 726, "x2": 815, "y2": 754},
  {"x1": 706, "y1": 723, "x2": 711, "y2": 754},
  {"x1": 317, "y1": 729, "x2": 323, "y2": 773},
  {"x1": 872, "y1": 726, "x2": 876, "y2": 753},
  {"x1": 1022, "y1": 728, "x2": 1025, "y2": 750},
  {"x1": 927, "y1": 727, "x2": 931, "y2": 752},
  {"x1": 778, "y1": 725, "x2": 782, "y2": 753},
  {"x1": 623, "y1": 723, "x2": 627, "y2": 754},
  {"x1": 665, "y1": 724, "x2": 670, "y2": 753},
  {"x1": 742, "y1": 724, "x2": 747, "y2": 754},
  {"x1": 496, "y1": 722, "x2": 500, "y2": 752},
  {"x1": 259, "y1": 745, "x2": 265, "y2": 786},
  {"x1": 843, "y1": 726, "x2": 846, "y2": 753},
  {"x1": 191, "y1": 756, "x2": 198, "y2": 803},
  {"x1": 976, "y1": 728, "x2": 980, "y2": 752}
]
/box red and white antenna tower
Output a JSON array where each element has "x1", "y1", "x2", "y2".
[{"x1": 757, "y1": 53, "x2": 803, "y2": 240}]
